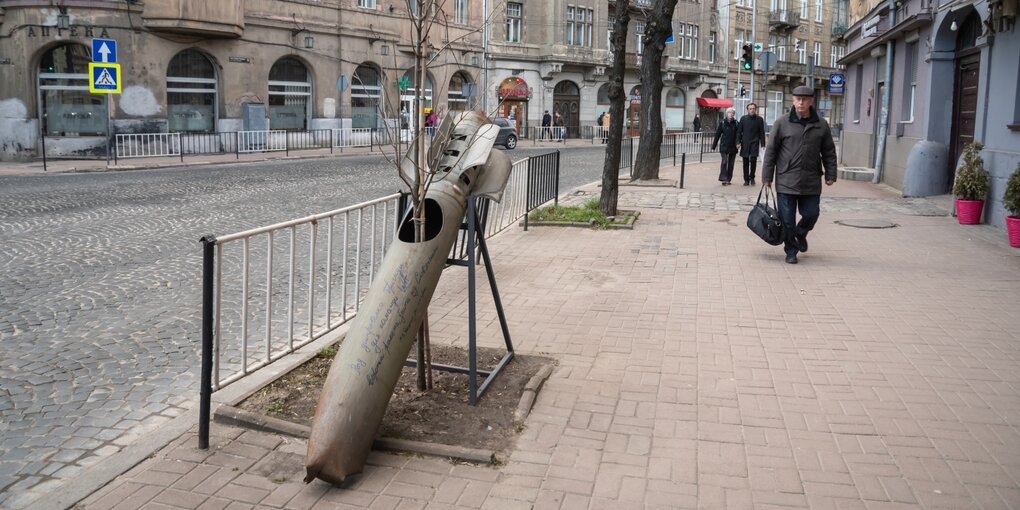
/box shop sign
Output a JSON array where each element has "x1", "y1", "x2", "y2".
[
  {"x1": 27, "y1": 25, "x2": 111, "y2": 39},
  {"x1": 497, "y1": 77, "x2": 530, "y2": 100}
]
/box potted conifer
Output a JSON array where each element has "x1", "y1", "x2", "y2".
[
  {"x1": 1004, "y1": 163, "x2": 1020, "y2": 247},
  {"x1": 952, "y1": 142, "x2": 989, "y2": 225}
]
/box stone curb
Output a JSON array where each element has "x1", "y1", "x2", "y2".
[{"x1": 513, "y1": 365, "x2": 554, "y2": 426}]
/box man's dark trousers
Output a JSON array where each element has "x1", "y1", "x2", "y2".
[
  {"x1": 742, "y1": 157, "x2": 757, "y2": 183},
  {"x1": 776, "y1": 193, "x2": 820, "y2": 256}
]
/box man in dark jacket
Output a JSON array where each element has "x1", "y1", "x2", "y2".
[
  {"x1": 762, "y1": 85, "x2": 838, "y2": 264},
  {"x1": 541, "y1": 110, "x2": 552, "y2": 140},
  {"x1": 736, "y1": 103, "x2": 766, "y2": 186}
]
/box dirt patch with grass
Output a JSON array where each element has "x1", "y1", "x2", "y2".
[{"x1": 237, "y1": 342, "x2": 555, "y2": 453}]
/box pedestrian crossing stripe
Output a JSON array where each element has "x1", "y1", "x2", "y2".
[{"x1": 88, "y1": 62, "x2": 121, "y2": 94}]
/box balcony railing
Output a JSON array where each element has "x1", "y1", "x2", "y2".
[
  {"x1": 832, "y1": 21, "x2": 848, "y2": 40},
  {"x1": 768, "y1": 10, "x2": 801, "y2": 30}
]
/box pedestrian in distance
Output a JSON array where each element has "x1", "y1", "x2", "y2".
[
  {"x1": 692, "y1": 115, "x2": 701, "y2": 133},
  {"x1": 737, "y1": 103, "x2": 767, "y2": 186},
  {"x1": 554, "y1": 112, "x2": 565, "y2": 142},
  {"x1": 600, "y1": 111, "x2": 611, "y2": 144},
  {"x1": 761, "y1": 85, "x2": 838, "y2": 265},
  {"x1": 541, "y1": 110, "x2": 552, "y2": 140},
  {"x1": 712, "y1": 107, "x2": 739, "y2": 186}
]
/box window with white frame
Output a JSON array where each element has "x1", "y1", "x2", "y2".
[
  {"x1": 268, "y1": 58, "x2": 311, "y2": 131},
  {"x1": 796, "y1": 39, "x2": 806, "y2": 64},
  {"x1": 735, "y1": 29, "x2": 749, "y2": 62},
  {"x1": 837, "y1": 45, "x2": 846, "y2": 68},
  {"x1": 687, "y1": 24, "x2": 697, "y2": 59},
  {"x1": 902, "y1": 41, "x2": 917, "y2": 122},
  {"x1": 506, "y1": 2, "x2": 522, "y2": 43},
  {"x1": 813, "y1": 42, "x2": 821, "y2": 67},
  {"x1": 454, "y1": 0, "x2": 468, "y2": 24},
  {"x1": 766, "y1": 91, "x2": 783, "y2": 125},
  {"x1": 39, "y1": 44, "x2": 107, "y2": 136},
  {"x1": 830, "y1": 45, "x2": 838, "y2": 67},
  {"x1": 567, "y1": 7, "x2": 593, "y2": 47},
  {"x1": 815, "y1": 0, "x2": 823, "y2": 21},
  {"x1": 566, "y1": 6, "x2": 575, "y2": 45},
  {"x1": 709, "y1": 31, "x2": 716, "y2": 63},
  {"x1": 608, "y1": 15, "x2": 615, "y2": 51},
  {"x1": 587, "y1": 9, "x2": 593, "y2": 47},
  {"x1": 167, "y1": 50, "x2": 217, "y2": 133},
  {"x1": 635, "y1": 22, "x2": 645, "y2": 54},
  {"x1": 357, "y1": 0, "x2": 376, "y2": 8},
  {"x1": 800, "y1": 0, "x2": 807, "y2": 19}
]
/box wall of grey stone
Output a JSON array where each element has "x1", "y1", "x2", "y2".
[
  {"x1": 882, "y1": 134, "x2": 921, "y2": 192},
  {"x1": 977, "y1": 27, "x2": 1020, "y2": 228}
]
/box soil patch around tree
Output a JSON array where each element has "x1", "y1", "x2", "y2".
[{"x1": 237, "y1": 342, "x2": 555, "y2": 453}]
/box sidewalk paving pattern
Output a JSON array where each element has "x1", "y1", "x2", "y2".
[{"x1": 64, "y1": 161, "x2": 1020, "y2": 509}]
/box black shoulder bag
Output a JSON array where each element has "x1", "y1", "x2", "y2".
[{"x1": 747, "y1": 185, "x2": 785, "y2": 245}]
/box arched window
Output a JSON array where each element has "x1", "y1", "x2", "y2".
[
  {"x1": 38, "y1": 44, "x2": 107, "y2": 136},
  {"x1": 351, "y1": 64, "x2": 382, "y2": 129},
  {"x1": 448, "y1": 72, "x2": 473, "y2": 112},
  {"x1": 268, "y1": 58, "x2": 311, "y2": 130},
  {"x1": 664, "y1": 88, "x2": 686, "y2": 129},
  {"x1": 167, "y1": 50, "x2": 217, "y2": 133},
  {"x1": 554, "y1": 80, "x2": 580, "y2": 95},
  {"x1": 597, "y1": 83, "x2": 610, "y2": 105}
]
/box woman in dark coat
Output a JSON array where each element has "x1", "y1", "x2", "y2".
[{"x1": 712, "y1": 108, "x2": 739, "y2": 185}]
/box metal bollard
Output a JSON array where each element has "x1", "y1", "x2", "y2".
[
  {"x1": 680, "y1": 153, "x2": 686, "y2": 189},
  {"x1": 198, "y1": 236, "x2": 216, "y2": 450}
]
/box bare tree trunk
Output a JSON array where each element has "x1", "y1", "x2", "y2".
[
  {"x1": 631, "y1": 0, "x2": 679, "y2": 181},
  {"x1": 599, "y1": 1, "x2": 632, "y2": 217},
  {"x1": 413, "y1": 0, "x2": 430, "y2": 391}
]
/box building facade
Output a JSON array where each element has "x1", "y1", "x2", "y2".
[
  {"x1": 718, "y1": 0, "x2": 849, "y2": 127},
  {"x1": 0, "y1": 0, "x2": 728, "y2": 161},
  {"x1": 0, "y1": 0, "x2": 484, "y2": 160},
  {"x1": 838, "y1": 0, "x2": 1019, "y2": 227}
]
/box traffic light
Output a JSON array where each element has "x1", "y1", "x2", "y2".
[
  {"x1": 741, "y1": 44, "x2": 754, "y2": 71},
  {"x1": 740, "y1": 86, "x2": 747, "y2": 98}
]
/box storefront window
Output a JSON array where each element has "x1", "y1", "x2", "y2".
[
  {"x1": 167, "y1": 50, "x2": 216, "y2": 133},
  {"x1": 351, "y1": 64, "x2": 382, "y2": 129},
  {"x1": 665, "y1": 88, "x2": 686, "y2": 129},
  {"x1": 268, "y1": 58, "x2": 311, "y2": 131},
  {"x1": 38, "y1": 44, "x2": 107, "y2": 136},
  {"x1": 448, "y1": 72, "x2": 472, "y2": 112}
]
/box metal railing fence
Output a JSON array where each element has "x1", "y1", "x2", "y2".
[
  {"x1": 238, "y1": 130, "x2": 288, "y2": 154},
  {"x1": 115, "y1": 133, "x2": 182, "y2": 161}
]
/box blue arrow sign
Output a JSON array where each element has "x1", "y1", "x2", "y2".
[{"x1": 92, "y1": 38, "x2": 117, "y2": 63}]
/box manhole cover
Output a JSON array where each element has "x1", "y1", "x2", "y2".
[{"x1": 835, "y1": 219, "x2": 898, "y2": 229}]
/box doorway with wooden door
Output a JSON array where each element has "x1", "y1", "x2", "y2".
[
  {"x1": 948, "y1": 12, "x2": 981, "y2": 190},
  {"x1": 626, "y1": 85, "x2": 642, "y2": 137}
]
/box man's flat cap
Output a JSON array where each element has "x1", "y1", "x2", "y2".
[{"x1": 792, "y1": 85, "x2": 814, "y2": 96}]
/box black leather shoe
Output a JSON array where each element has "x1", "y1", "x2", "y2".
[
  {"x1": 785, "y1": 253, "x2": 798, "y2": 264},
  {"x1": 750, "y1": 179, "x2": 756, "y2": 185},
  {"x1": 743, "y1": 181, "x2": 750, "y2": 186},
  {"x1": 794, "y1": 235, "x2": 808, "y2": 253}
]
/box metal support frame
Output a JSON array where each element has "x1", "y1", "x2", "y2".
[{"x1": 403, "y1": 198, "x2": 515, "y2": 405}]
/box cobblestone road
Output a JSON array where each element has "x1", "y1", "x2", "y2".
[{"x1": 0, "y1": 146, "x2": 612, "y2": 506}]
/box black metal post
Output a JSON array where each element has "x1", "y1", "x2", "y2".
[
  {"x1": 680, "y1": 153, "x2": 686, "y2": 189},
  {"x1": 699, "y1": 132, "x2": 704, "y2": 163},
  {"x1": 40, "y1": 130, "x2": 47, "y2": 172},
  {"x1": 673, "y1": 135, "x2": 677, "y2": 167},
  {"x1": 466, "y1": 199, "x2": 478, "y2": 405},
  {"x1": 235, "y1": 132, "x2": 240, "y2": 159},
  {"x1": 198, "y1": 236, "x2": 216, "y2": 450},
  {"x1": 179, "y1": 134, "x2": 184, "y2": 163},
  {"x1": 330, "y1": 129, "x2": 334, "y2": 154},
  {"x1": 285, "y1": 132, "x2": 290, "y2": 156},
  {"x1": 554, "y1": 150, "x2": 561, "y2": 206}
]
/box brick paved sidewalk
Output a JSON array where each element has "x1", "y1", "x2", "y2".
[{"x1": 76, "y1": 162, "x2": 1020, "y2": 509}]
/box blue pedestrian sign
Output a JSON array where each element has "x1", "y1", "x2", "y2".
[
  {"x1": 829, "y1": 73, "x2": 845, "y2": 95},
  {"x1": 92, "y1": 38, "x2": 117, "y2": 63},
  {"x1": 89, "y1": 62, "x2": 122, "y2": 94}
]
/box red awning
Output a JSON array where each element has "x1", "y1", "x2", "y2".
[{"x1": 696, "y1": 98, "x2": 734, "y2": 108}]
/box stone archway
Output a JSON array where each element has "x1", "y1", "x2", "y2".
[{"x1": 553, "y1": 80, "x2": 580, "y2": 138}]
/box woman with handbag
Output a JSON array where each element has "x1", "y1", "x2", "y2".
[{"x1": 712, "y1": 108, "x2": 739, "y2": 185}]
